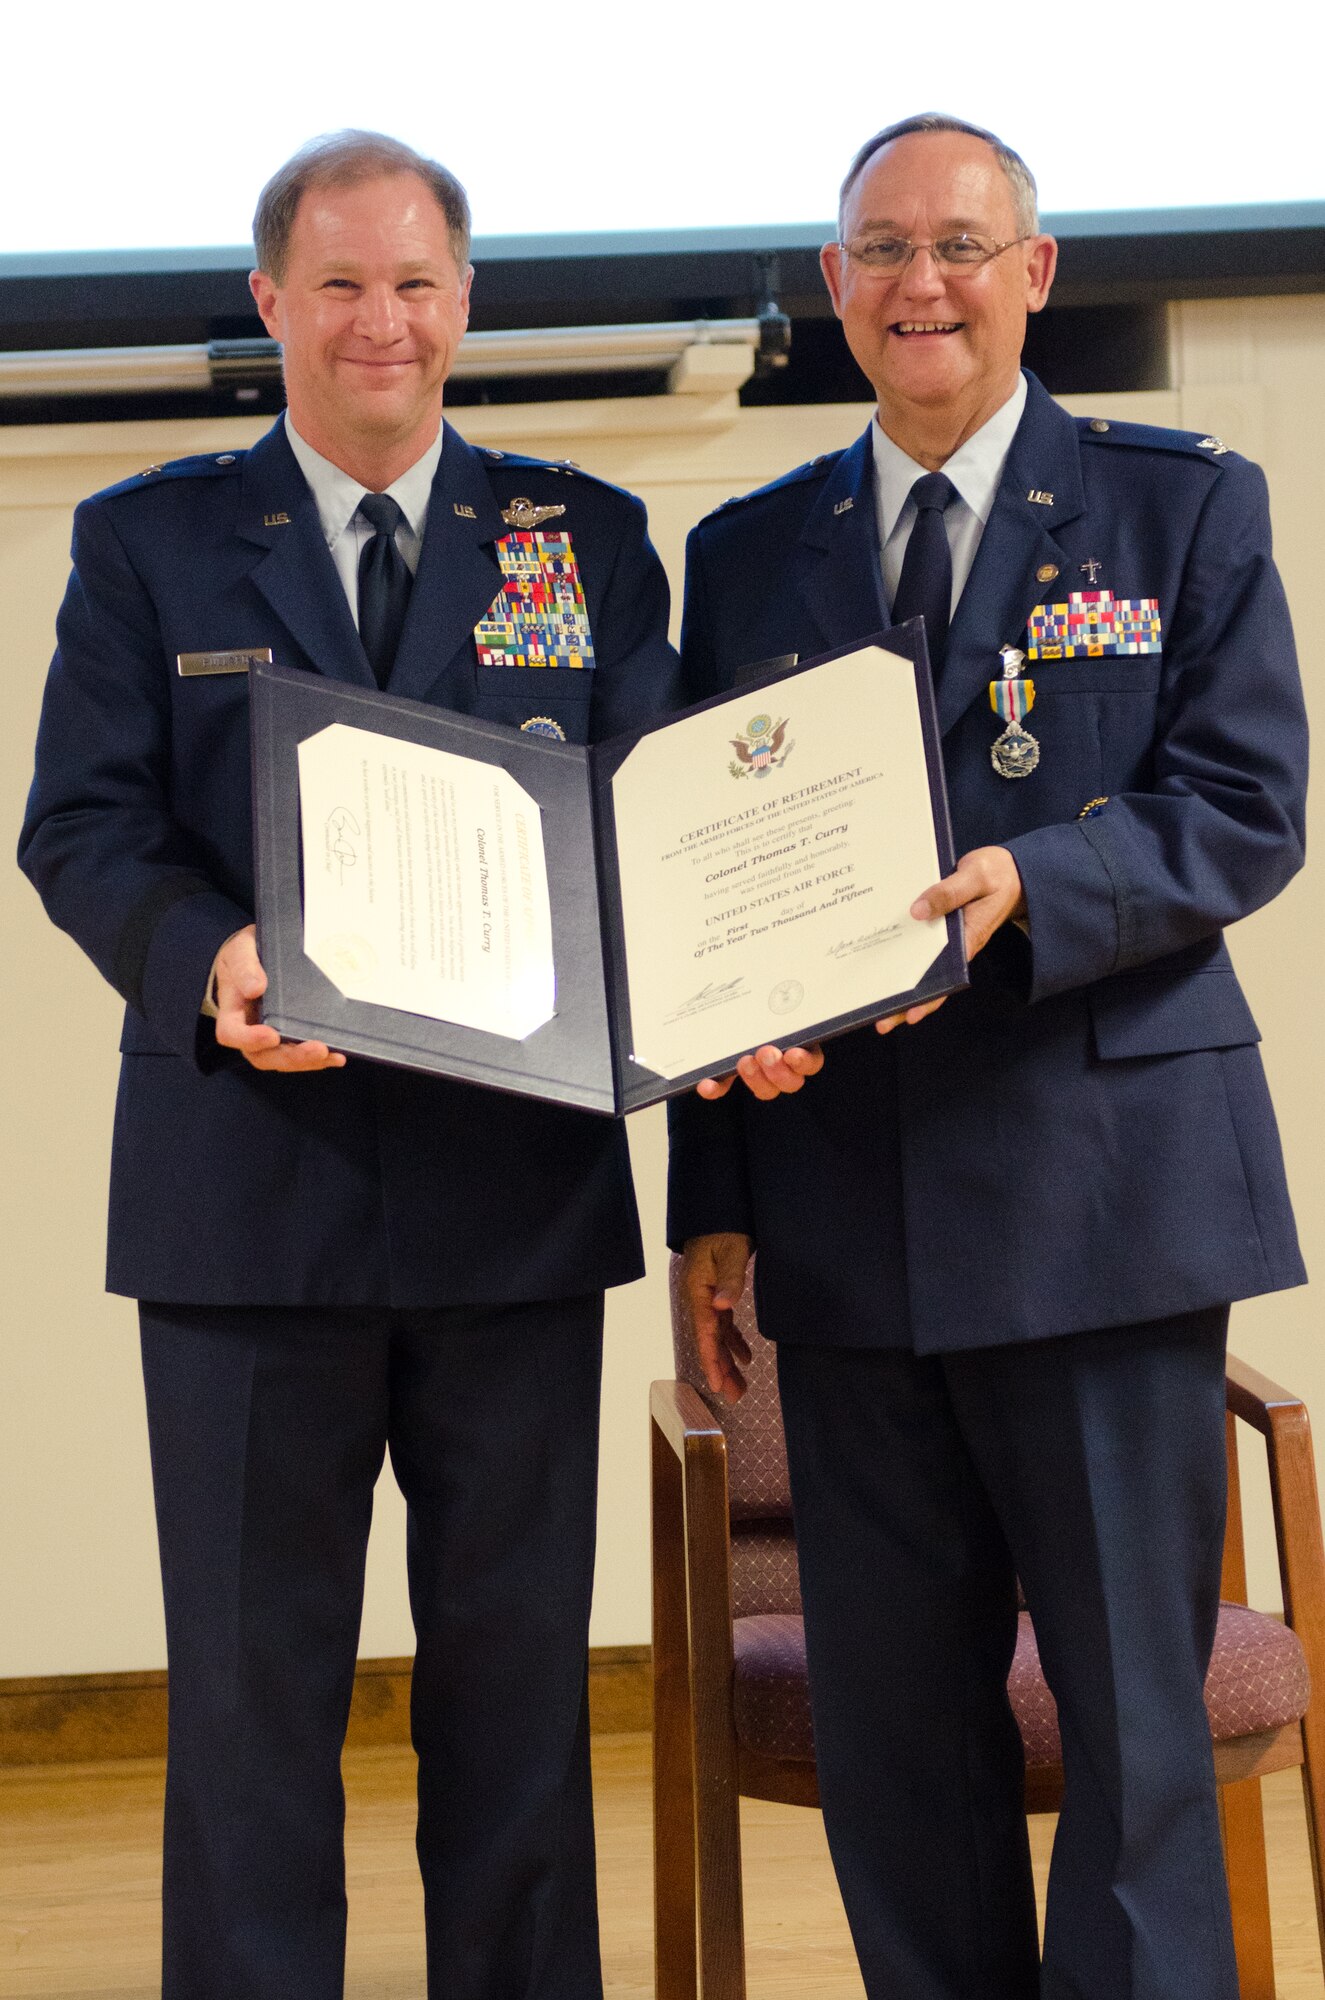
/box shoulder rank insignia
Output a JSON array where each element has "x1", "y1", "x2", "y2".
[
  {"x1": 1197, "y1": 436, "x2": 1231, "y2": 455},
  {"x1": 501, "y1": 496, "x2": 566, "y2": 530}
]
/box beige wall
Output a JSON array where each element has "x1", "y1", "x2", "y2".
[{"x1": 2, "y1": 293, "x2": 1320, "y2": 1676}]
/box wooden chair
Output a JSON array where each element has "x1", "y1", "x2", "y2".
[{"x1": 651, "y1": 1257, "x2": 1325, "y2": 2000}]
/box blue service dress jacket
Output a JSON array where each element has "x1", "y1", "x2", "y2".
[
  {"x1": 20, "y1": 417, "x2": 682, "y2": 1307},
  {"x1": 667, "y1": 371, "x2": 1307, "y2": 1351}
]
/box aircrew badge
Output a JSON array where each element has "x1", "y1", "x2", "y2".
[
  {"x1": 1026, "y1": 590, "x2": 1161, "y2": 660},
  {"x1": 474, "y1": 528, "x2": 595, "y2": 669},
  {"x1": 501, "y1": 496, "x2": 567, "y2": 530},
  {"x1": 729, "y1": 712, "x2": 793, "y2": 780}
]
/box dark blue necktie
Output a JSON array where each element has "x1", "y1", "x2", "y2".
[
  {"x1": 357, "y1": 493, "x2": 412, "y2": 688},
  {"x1": 891, "y1": 472, "x2": 957, "y2": 678}
]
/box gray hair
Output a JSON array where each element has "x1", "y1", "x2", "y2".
[
  {"x1": 839, "y1": 114, "x2": 1040, "y2": 238},
  {"x1": 252, "y1": 129, "x2": 472, "y2": 282}
]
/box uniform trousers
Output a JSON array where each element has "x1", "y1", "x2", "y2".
[
  {"x1": 775, "y1": 1306, "x2": 1236, "y2": 2000},
  {"x1": 139, "y1": 1294, "x2": 605, "y2": 2000}
]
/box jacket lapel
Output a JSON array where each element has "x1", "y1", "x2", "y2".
[
  {"x1": 937, "y1": 374, "x2": 1087, "y2": 736},
  {"x1": 238, "y1": 423, "x2": 373, "y2": 686},
  {"x1": 386, "y1": 420, "x2": 507, "y2": 707},
  {"x1": 792, "y1": 432, "x2": 888, "y2": 651}
]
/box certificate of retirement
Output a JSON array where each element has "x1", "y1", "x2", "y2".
[{"x1": 609, "y1": 642, "x2": 946, "y2": 1078}]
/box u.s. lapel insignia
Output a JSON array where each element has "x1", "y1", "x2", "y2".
[
  {"x1": 1027, "y1": 489, "x2": 1054, "y2": 506},
  {"x1": 501, "y1": 496, "x2": 567, "y2": 530},
  {"x1": 453, "y1": 502, "x2": 477, "y2": 519},
  {"x1": 263, "y1": 512, "x2": 290, "y2": 527},
  {"x1": 833, "y1": 497, "x2": 854, "y2": 516}
]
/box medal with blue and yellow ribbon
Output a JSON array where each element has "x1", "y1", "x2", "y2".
[{"x1": 989, "y1": 646, "x2": 1040, "y2": 779}]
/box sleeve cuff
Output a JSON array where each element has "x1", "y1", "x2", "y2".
[
  {"x1": 1004, "y1": 819, "x2": 1122, "y2": 1003},
  {"x1": 138, "y1": 890, "x2": 252, "y2": 1067},
  {"x1": 199, "y1": 945, "x2": 223, "y2": 1019},
  {"x1": 665, "y1": 1092, "x2": 756, "y2": 1249}
]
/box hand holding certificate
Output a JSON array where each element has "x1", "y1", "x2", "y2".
[{"x1": 251, "y1": 624, "x2": 967, "y2": 1112}]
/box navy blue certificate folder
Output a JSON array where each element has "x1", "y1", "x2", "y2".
[{"x1": 250, "y1": 627, "x2": 966, "y2": 1115}]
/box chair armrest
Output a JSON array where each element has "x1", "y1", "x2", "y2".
[
  {"x1": 650, "y1": 1377, "x2": 726, "y2": 1463},
  {"x1": 1225, "y1": 1354, "x2": 1325, "y2": 1716},
  {"x1": 650, "y1": 1379, "x2": 733, "y2": 1615},
  {"x1": 1226, "y1": 1352, "x2": 1307, "y2": 1437}
]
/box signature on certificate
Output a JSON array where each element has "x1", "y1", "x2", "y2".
[
  {"x1": 325, "y1": 807, "x2": 362, "y2": 886},
  {"x1": 827, "y1": 922, "x2": 903, "y2": 959},
  {"x1": 664, "y1": 977, "x2": 749, "y2": 1026}
]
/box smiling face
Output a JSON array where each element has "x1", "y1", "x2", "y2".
[
  {"x1": 821, "y1": 131, "x2": 1056, "y2": 460},
  {"x1": 249, "y1": 171, "x2": 472, "y2": 485}
]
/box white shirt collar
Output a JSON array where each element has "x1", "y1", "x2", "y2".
[
  {"x1": 871, "y1": 373, "x2": 1027, "y2": 540},
  {"x1": 283, "y1": 414, "x2": 444, "y2": 551}
]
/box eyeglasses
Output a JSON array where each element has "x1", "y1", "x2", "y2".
[{"x1": 838, "y1": 233, "x2": 1029, "y2": 274}]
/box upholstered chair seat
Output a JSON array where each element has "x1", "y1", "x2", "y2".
[{"x1": 653, "y1": 1254, "x2": 1325, "y2": 2000}]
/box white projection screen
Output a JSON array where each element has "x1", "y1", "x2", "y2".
[{"x1": 2, "y1": 0, "x2": 1321, "y2": 269}]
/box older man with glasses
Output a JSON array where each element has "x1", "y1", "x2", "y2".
[{"x1": 669, "y1": 113, "x2": 1306, "y2": 1999}]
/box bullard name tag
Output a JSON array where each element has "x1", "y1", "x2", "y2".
[{"x1": 177, "y1": 648, "x2": 274, "y2": 677}]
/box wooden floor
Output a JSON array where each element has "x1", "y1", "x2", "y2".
[{"x1": 1, "y1": 1736, "x2": 1322, "y2": 1997}]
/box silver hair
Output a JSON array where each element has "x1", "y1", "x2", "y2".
[{"x1": 838, "y1": 113, "x2": 1040, "y2": 238}]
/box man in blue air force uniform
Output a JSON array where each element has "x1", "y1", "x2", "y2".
[
  {"x1": 669, "y1": 115, "x2": 1306, "y2": 1998},
  {"x1": 19, "y1": 131, "x2": 679, "y2": 2000}
]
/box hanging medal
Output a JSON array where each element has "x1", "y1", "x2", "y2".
[{"x1": 989, "y1": 645, "x2": 1040, "y2": 779}]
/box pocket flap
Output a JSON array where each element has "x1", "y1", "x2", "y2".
[
  {"x1": 119, "y1": 1008, "x2": 171, "y2": 1054},
  {"x1": 474, "y1": 664, "x2": 593, "y2": 700},
  {"x1": 1035, "y1": 659, "x2": 1160, "y2": 694},
  {"x1": 1089, "y1": 970, "x2": 1260, "y2": 1060}
]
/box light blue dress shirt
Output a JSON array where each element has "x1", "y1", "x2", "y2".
[
  {"x1": 284, "y1": 414, "x2": 443, "y2": 627},
  {"x1": 872, "y1": 374, "x2": 1027, "y2": 618}
]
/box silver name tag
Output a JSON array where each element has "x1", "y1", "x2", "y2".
[{"x1": 176, "y1": 648, "x2": 273, "y2": 677}]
